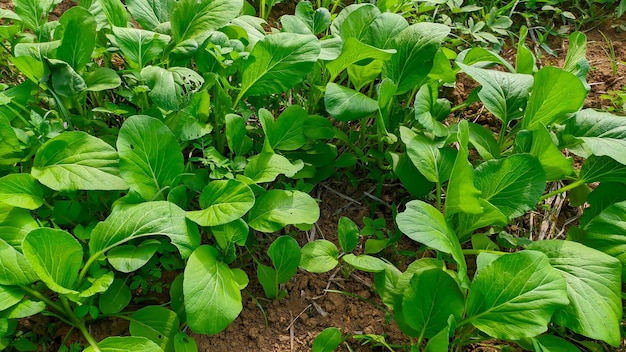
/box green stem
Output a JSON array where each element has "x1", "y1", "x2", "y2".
[
  {"x1": 19, "y1": 285, "x2": 66, "y2": 314},
  {"x1": 498, "y1": 120, "x2": 508, "y2": 151},
  {"x1": 539, "y1": 179, "x2": 585, "y2": 202},
  {"x1": 259, "y1": 0, "x2": 266, "y2": 19},
  {"x1": 436, "y1": 181, "x2": 442, "y2": 212},
  {"x1": 77, "y1": 322, "x2": 101, "y2": 352}
]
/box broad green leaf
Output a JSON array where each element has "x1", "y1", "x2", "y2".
[
  {"x1": 184, "y1": 246, "x2": 242, "y2": 334},
  {"x1": 474, "y1": 154, "x2": 546, "y2": 220},
  {"x1": 312, "y1": 327, "x2": 342, "y2": 352},
  {"x1": 579, "y1": 156, "x2": 626, "y2": 184},
  {"x1": 238, "y1": 33, "x2": 320, "y2": 98},
  {"x1": 527, "y1": 126, "x2": 573, "y2": 181},
  {"x1": 523, "y1": 335, "x2": 581, "y2": 352},
  {"x1": 79, "y1": 271, "x2": 114, "y2": 299},
  {"x1": 413, "y1": 83, "x2": 449, "y2": 137},
  {"x1": 90, "y1": 201, "x2": 200, "y2": 261},
  {"x1": 347, "y1": 59, "x2": 383, "y2": 91},
  {"x1": 243, "y1": 152, "x2": 303, "y2": 183},
  {"x1": 0, "y1": 205, "x2": 38, "y2": 251},
  {"x1": 363, "y1": 12, "x2": 408, "y2": 48},
  {"x1": 211, "y1": 219, "x2": 248, "y2": 249},
  {"x1": 0, "y1": 113, "x2": 23, "y2": 165},
  {"x1": 0, "y1": 285, "x2": 24, "y2": 311},
  {"x1": 99, "y1": 0, "x2": 129, "y2": 27},
  {"x1": 383, "y1": 23, "x2": 450, "y2": 95},
  {"x1": 0, "y1": 174, "x2": 43, "y2": 210},
  {"x1": 247, "y1": 190, "x2": 319, "y2": 233},
  {"x1": 99, "y1": 279, "x2": 132, "y2": 315},
  {"x1": 397, "y1": 200, "x2": 468, "y2": 286},
  {"x1": 261, "y1": 106, "x2": 308, "y2": 151},
  {"x1": 268, "y1": 235, "x2": 301, "y2": 283},
  {"x1": 458, "y1": 63, "x2": 533, "y2": 125},
  {"x1": 13, "y1": 0, "x2": 54, "y2": 31},
  {"x1": 0, "y1": 299, "x2": 45, "y2": 319},
  {"x1": 467, "y1": 122, "x2": 499, "y2": 160},
  {"x1": 107, "y1": 241, "x2": 161, "y2": 273},
  {"x1": 465, "y1": 251, "x2": 568, "y2": 340},
  {"x1": 257, "y1": 263, "x2": 278, "y2": 298},
  {"x1": 288, "y1": 1, "x2": 330, "y2": 35},
  {"x1": 324, "y1": 83, "x2": 378, "y2": 122},
  {"x1": 583, "y1": 200, "x2": 626, "y2": 280},
  {"x1": 84, "y1": 67, "x2": 121, "y2": 91},
  {"x1": 171, "y1": 0, "x2": 242, "y2": 45},
  {"x1": 174, "y1": 332, "x2": 197, "y2": 352},
  {"x1": 458, "y1": 47, "x2": 515, "y2": 72},
  {"x1": 118, "y1": 115, "x2": 184, "y2": 201},
  {"x1": 23, "y1": 228, "x2": 82, "y2": 295},
  {"x1": 303, "y1": 115, "x2": 334, "y2": 140},
  {"x1": 528, "y1": 240, "x2": 621, "y2": 346},
  {"x1": 109, "y1": 27, "x2": 170, "y2": 69},
  {"x1": 141, "y1": 66, "x2": 178, "y2": 111},
  {"x1": 579, "y1": 183, "x2": 626, "y2": 227},
  {"x1": 56, "y1": 7, "x2": 96, "y2": 70},
  {"x1": 32, "y1": 131, "x2": 128, "y2": 191},
  {"x1": 389, "y1": 152, "x2": 435, "y2": 198},
  {"x1": 85, "y1": 336, "x2": 163, "y2": 352},
  {"x1": 325, "y1": 37, "x2": 395, "y2": 80},
  {"x1": 225, "y1": 114, "x2": 252, "y2": 156},
  {"x1": 14, "y1": 41, "x2": 60, "y2": 59},
  {"x1": 330, "y1": 4, "x2": 379, "y2": 40},
  {"x1": 562, "y1": 32, "x2": 589, "y2": 83},
  {"x1": 445, "y1": 120, "x2": 482, "y2": 218},
  {"x1": 342, "y1": 254, "x2": 386, "y2": 272},
  {"x1": 515, "y1": 26, "x2": 536, "y2": 74},
  {"x1": 127, "y1": 0, "x2": 175, "y2": 31},
  {"x1": 299, "y1": 240, "x2": 339, "y2": 273},
  {"x1": 521, "y1": 67, "x2": 586, "y2": 130},
  {"x1": 401, "y1": 268, "x2": 464, "y2": 338},
  {"x1": 424, "y1": 318, "x2": 452, "y2": 352},
  {"x1": 563, "y1": 109, "x2": 626, "y2": 165},
  {"x1": 400, "y1": 127, "x2": 455, "y2": 184},
  {"x1": 130, "y1": 306, "x2": 179, "y2": 352},
  {"x1": 456, "y1": 199, "x2": 508, "y2": 241},
  {"x1": 42, "y1": 58, "x2": 87, "y2": 98},
  {"x1": 338, "y1": 217, "x2": 359, "y2": 253},
  {"x1": 0, "y1": 8, "x2": 22, "y2": 22},
  {"x1": 186, "y1": 179, "x2": 254, "y2": 227}
]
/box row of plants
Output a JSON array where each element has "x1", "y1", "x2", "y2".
[{"x1": 0, "y1": 0, "x2": 624, "y2": 351}]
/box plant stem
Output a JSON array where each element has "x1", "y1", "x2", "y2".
[
  {"x1": 60, "y1": 297, "x2": 101, "y2": 352},
  {"x1": 19, "y1": 285, "x2": 66, "y2": 314},
  {"x1": 539, "y1": 179, "x2": 584, "y2": 202},
  {"x1": 436, "y1": 181, "x2": 442, "y2": 212}
]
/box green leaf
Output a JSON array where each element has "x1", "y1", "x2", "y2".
[
  {"x1": 458, "y1": 63, "x2": 533, "y2": 125},
  {"x1": 527, "y1": 125, "x2": 573, "y2": 181},
  {"x1": 383, "y1": 23, "x2": 450, "y2": 95},
  {"x1": 303, "y1": 115, "x2": 334, "y2": 140},
  {"x1": 324, "y1": 83, "x2": 378, "y2": 122},
  {"x1": 400, "y1": 268, "x2": 464, "y2": 338},
  {"x1": 171, "y1": 0, "x2": 242, "y2": 45},
  {"x1": 363, "y1": 12, "x2": 408, "y2": 48},
  {"x1": 0, "y1": 113, "x2": 23, "y2": 165},
  {"x1": 130, "y1": 306, "x2": 179, "y2": 352},
  {"x1": 100, "y1": 279, "x2": 132, "y2": 315},
  {"x1": 474, "y1": 154, "x2": 546, "y2": 220},
  {"x1": 338, "y1": 217, "x2": 359, "y2": 253},
  {"x1": 109, "y1": 27, "x2": 170, "y2": 69},
  {"x1": 99, "y1": 0, "x2": 129, "y2": 27},
  {"x1": 523, "y1": 334, "x2": 582, "y2": 352},
  {"x1": 225, "y1": 114, "x2": 252, "y2": 156},
  {"x1": 32, "y1": 131, "x2": 128, "y2": 191},
  {"x1": 389, "y1": 152, "x2": 435, "y2": 198},
  {"x1": 84, "y1": 67, "x2": 122, "y2": 92},
  {"x1": 43, "y1": 58, "x2": 87, "y2": 98},
  {"x1": 118, "y1": 115, "x2": 184, "y2": 201},
  {"x1": 331, "y1": 4, "x2": 380, "y2": 41},
  {"x1": 528, "y1": 240, "x2": 621, "y2": 346},
  {"x1": 79, "y1": 271, "x2": 114, "y2": 299},
  {"x1": 299, "y1": 240, "x2": 339, "y2": 273},
  {"x1": 184, "y1": 246, "x2": 242, "y2": 334},
  {"x1": 90, "y1": 201, "x2": 200, "y2": 261},
  {"x1": 257, "y1": 263, "x2": 278, "y2": 299},
  {"x1": 174, "y1": 332, "x2": 197, "y2": 352},
  {"x1": 424, "y1": 318, "x2": 452, "y2": 352},
  {"x1": 465, "y1": 251, "x2": 569, "y2": 340},
  {"x1": 467, "y1": 122, "x2": 499, "y2": 160},
  {"x1": 141, "y1": 66, "x2": 178, "y2": 111},
  {"x1": 0, "y1": 174, "x2": 43, "y2": 210},
  {"x1": 312, "y1": 327, "x2": 342, "y2": 352},
  {"x1": 239, "y1": 33, "x2": 320, "y2": 98},
  {"x1": 14, "y1": 41, "x2": 60, "y2": 59},
  {"x1": 579, "y1": 156, "x2": 626, "y2": 184},
  {"x1": 562, "y1": 32, "x2": 588, "y2": 83},
  {"x1": 85, "y1": 336, "x2": 163, "y2": 352},
  {"x1": 23, "y1": 228, "x2": 82, "y2": 295},
  {"x1": 262, "y1": 106, "x2": 308, "y2": 151},
  {"x1": 563, "y1": 109, "x2": 626, "y2": 165},
  {"x1": 325, "y1": 37, "x2": 395, "y2": 79},
  {"x1": 0, "y1": 299, "x2": 45, "y2": 319},
  {"x1": 342, "y1": 254, "x2": 386, "y2": 272},
  {"x1": 0, "y1": 285, "x2": 24, "y2": 311},
  {"x1": 579, "y1": 183, "x2": 626, "y2": 227},
  {"x1": 107, "y1": 241, "x2": 161, "y2": 273},
  {"x1": 397, "y1": 200, "x2": 468, "y2": 286},
  {"x1": 0, "y1": 205, "x2": 38, "y2": 251},
  {"x1": 521, "y1": 67, "x2": 586, "y2": 130},
  {"x1": 515, "y1": 26, "x2": 537, "y2": 74},
  {"x1": 582, "y1": 200, "x2": 626, "y2": 280},
  {"x1": 186, "y1": 179, "x2": 254, "y2": 227},
  {"x1": 445, "y1": 120, "x2": 482, "y2": 218},
  {"x1": 126, "y1": 0, "x2": 175, "y2": 31},
  {"x1": 56, "y1": 7, "x2": 96, "y2": 70},
  {"x1": 268, "y1": 236, "x2": 301, "y2": 283},
  {"x1": 248, "y1": 190, "x2": 319, "y2": 233},
  {"x1": 13, "y1": 0, "x2": 53, "y2": 31},
  {"x1": 413, "y1": 83, "x2": 449, "y2": 137},
  {"x1": 243, "y1": 152, "x2": 303, "y2": 183},
  {"x1": 400, "y1": 127, "x2": 455, "y2": 184}
]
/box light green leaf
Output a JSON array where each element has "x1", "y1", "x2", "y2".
[
  {"x1": 243, "y1": 152, "x2": 303, "y2": 183},
  {"x1": 579, "y1": 156, "x2": 626, "y2": 184},
  {"x1": 562, "y1": 31, "x2": 588, "y2": 83},
  {"x1": 342, "y1": 254, "x2": 386, "y2": 272},
  {"x1": 324, "y1": 83, "x2": 378, "y2": 122},
  {"x1": 563, "y1": 109, "x2": 626, "y2": 165},
  {"x1": 474, "y1": 154, "x2": 546, "y2": 220},
  {"x1": 32, "y1": 131, "x2": 128, "y2": 191},
  {"x1": 338, "y1": 217, "x2": 359, "y2": 253},
  {"x1": 184, "y1": 246, "x2": 242, "y2": 334},
  {"x1": 363, "y1": 12, "x2": 408, "y2": 48},
  {"x1": 130, "y1": 306, "x2": 179, "y2": 352},
  {"x1": 583, "y1": 200, "x2": 626, "y2": 280},
  {"x1": 84, "y1": 336, "x2": 163, "y2": 352},
  {"x1": 79, "y1": 271, "x2": 114, "y2": 299},
  {"x1": 98, "y1": 0, "x2": 129, "y2": 27},
  {"x1": 0, "y1": 204, "x2": 38, "y2": 250},
  {"x1": 13, "y1": 0, "x2": 54, "y2": 31},
  {"x1": 400, "y1": 127, "x2": 455, "y2": 184},
  {"x1": 109, "y1": 27, "x2": 170, "y2": 69},
  {"x1": 99, "y1": 279, "x2": 132, "y2": 315},
  {"x1": 107, "y1": 241, "x2": 161, "y2": 273},
  {"x1": 521, "y1": 67, "x2": 586, "y2": 130},
  {"x1": 171, "y1": 0, "x2": 243, "y2": 45},
  {"x1": 299, "y1": 240, "x2": 339, "y2": 273},
  {"x1": 383, "y1": 23, "x2": 450, "y2": 95},
  {"x1": 523, "y1": 334, "x2": 581, "y2": 352},
  {"x1": 90, "y1": 201, "x2": 200, "y2": 261},
  {"x1": 84, "y1": 67, "x2": 121, "y2": 91},
  {"x1": 23, "y1": 228, "x2": 82, "y2": 295},
  {"x1": 465, "y1": 251, "x2": 569, "y2": 340},
  {"x1": 312, "y1": 327, "x2": 342, "y2": 352},
  {"x1": 117, "y1": 115, "x2": 184, "y2": 201},
  {"x1": 186, "y1": 179, "x2": 254, "y2": 227},
  {"x1": 257, "y1": 263, "x2": 278, "y2": 298},
  {"x1": 0, "y1": 299, "x2": 45, "y2": 319},
  {"x1": 330, "y1": 4, "x2": 379, "y2": 41},
  {"x1": 268, "y1": 236, "x2": 301, "y2": 283},
  {"x1": 0, "y1": 174, "x2": 43, "y2": 210},
  {"x1": 397, "y1": 200, "x2": 468, "y2": 286},
  {"x1": 0, "y1": 285, "x2": 24, "y2": 311},
  {"x1": 239, "y1": 33, "x2": 320, "y2": 98},
  {"x1": 141, "y1": 66, "x2": 178, "y2": 111},
  {"x1": 57, "y1": 7, "x2": 96, "y2": 70},
  {"x1": 14, "y1": 41, "x2": 60, "y2": 59},
  {"x1": 325, "y1": 37, "x2": 395, "y2": 79},
  {"x1": 262, "y1": 106, "x2": 308, "y2": 151},
  {"x1": 528, "y1": 240, "x2": 621, "y2": 346},
  {"x1": 174, "y1": 332, "x2": 198, "y2": 352},
  {"x1": 43, "y1": 58, "x2": 87, "y2": 98},
  {"x1": 413, "y1": 83, "x2": 449, "y2": 137},
  {"x1": 247, "y1": 190, "x2": 319, "y2": 233},
  {"x1": 0, "y1": 113, "x2": 23, "y2": 165},
  {"x1": 467, "y1": 122, "x2": 500, "y2": 160},
  {"x1": 401, "y1": 268, "x2": 464, "y2": 338},
  {"x1": 528, "y1": 125, "x2": 573, "y2": 181},
  {"x1": 126, "y1": 0, "x2": 175, "y2": 31}
]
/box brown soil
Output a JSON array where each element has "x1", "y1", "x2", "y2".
[{"x1": 1, "y1": 1, "x2": 625, "y2": 351}]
